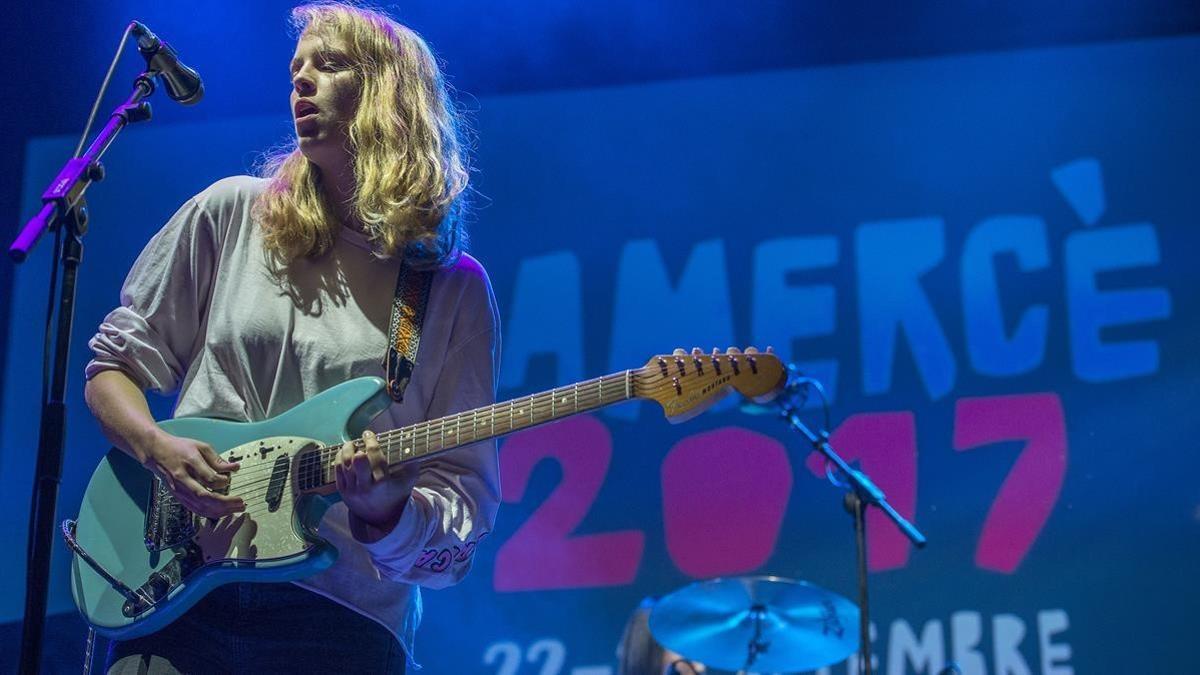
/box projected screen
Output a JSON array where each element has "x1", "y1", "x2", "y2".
[{"x1": 3, "y1": 36, "x2": 1197, "y2": 673}]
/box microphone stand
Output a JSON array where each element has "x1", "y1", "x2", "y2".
[
  {"x1": 775, "y1": 371, "x2": 927, "y2": 675},
  {"x1": 9, "y1": 69, "x2": 157, "y2": 674}
]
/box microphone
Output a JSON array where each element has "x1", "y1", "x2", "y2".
[
  {"x1": 740, "y1": 362, "x2": 813, "y2": 415},
  {"x1": 129, "y1": 21, "x2": 203, "y2": 105}
]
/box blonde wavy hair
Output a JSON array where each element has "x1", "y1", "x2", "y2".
[{"x1": 254, "y1": 2, "x2": 469, "y2": 268}]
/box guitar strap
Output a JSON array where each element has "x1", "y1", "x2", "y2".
[{"x1": 382, "y1": 262, "x2": 433, "y2": 403}]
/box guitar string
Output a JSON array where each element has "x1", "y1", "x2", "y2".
[
  {"x1": 194, "y1": 359, "x2": 768, "y2": 509},
  {"x1": 216, "y1": 366, "x2": 642, "y2": 498},
  {"x1": 224, "y1": 379, "x2": 639, "y2": 509},
  {"x1": 222, "y1": 361, "x2": 765, "y2": 508},
  {"x1": 219, "y1": 371, "x2": 634, "y2": 499},
  {"x1": 215, "y1": 375, "x2": 638, "y2": 505},
  {"x1": 218, "y1": 363, "x2": 760, "y2": 509},
  {"x1": 226, "y1": 362, "x2": 768, "y2": 514},
  {"x1": 228, "y1": 384, "x2": 637, "y2": 518}
]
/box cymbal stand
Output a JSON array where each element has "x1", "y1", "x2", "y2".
[{"x1": 742, "y1": 604, "x2": 769, "y2": 672}]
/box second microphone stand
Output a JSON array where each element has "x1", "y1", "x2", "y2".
[{"x1": 775, "y1": 372, "x2": 927, "y2": 675}]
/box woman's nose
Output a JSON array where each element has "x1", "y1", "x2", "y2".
[{"x1": 292, "y1": 69, "x2": 316, "y2": 96}]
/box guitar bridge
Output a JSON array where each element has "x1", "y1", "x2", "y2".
[{"x1": 144, "y1": 476, "x2": 196, "y2": 552}]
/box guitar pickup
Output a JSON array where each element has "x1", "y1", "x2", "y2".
[{"x1": 265, "y1": 454, "x2": 290, "y2": 512}]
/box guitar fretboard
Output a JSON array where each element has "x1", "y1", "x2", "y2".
[{"x1": 297, "y1": 370, "x2": 636, "y2": 491}]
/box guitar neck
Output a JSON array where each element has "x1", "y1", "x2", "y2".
[
  {"x1": 385, "y1": 369, "x2": 635, "y2": 463},
  {"x1": 301, "y1": 370, "x2": 636, "y2": 491}
]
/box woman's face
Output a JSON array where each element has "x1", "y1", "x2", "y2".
[{"x1": 289, "y1": 31, "x2": 360, "y2": 172}]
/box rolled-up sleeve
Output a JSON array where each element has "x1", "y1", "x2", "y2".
[
  {"x1": 85, "y1": 198, "x2": 217, "y2": 394},
  {"x1": 357, "y1": 273, "x2": 502, "y2": 589}
]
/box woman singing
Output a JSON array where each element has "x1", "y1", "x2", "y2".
[{"x1": 85, "y1": 4, "x2": 499, "y2": 672}]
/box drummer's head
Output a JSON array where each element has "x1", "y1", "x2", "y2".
[{"x1": 616, "y1": 597, "x2": 706, "y2": 675}]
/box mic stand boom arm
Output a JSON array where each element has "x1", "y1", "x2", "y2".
[
  {"x1": 10, "y1": 72, "x2": 157, "y2": 260},
  {"x1": 776, "y1": 376, "x2": 926, "y2": 675}
]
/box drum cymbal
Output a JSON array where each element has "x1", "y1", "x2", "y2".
[{"x1": 649, "y1": 575, "x2": 859, "y2": 673}]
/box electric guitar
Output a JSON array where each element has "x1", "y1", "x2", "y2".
[{"x1": 67, "y1": 347, "x2": 784, "y2": 639}]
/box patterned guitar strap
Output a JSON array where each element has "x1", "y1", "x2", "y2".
[{"x1": 382, "y1": 262, "x2": 434, "y2": 402}]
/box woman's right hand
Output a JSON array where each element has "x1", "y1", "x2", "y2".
[{"x1": 138, "y1": 429, "x2": 245, "y2": 519}]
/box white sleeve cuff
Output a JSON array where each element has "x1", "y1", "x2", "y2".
[{"x1": 356, "y1": 492, "x2": 434, "y2": 577}]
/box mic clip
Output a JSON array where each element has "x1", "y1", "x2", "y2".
[{"x1": 128, "y1": 21, "x2": 204, "y2": 105}]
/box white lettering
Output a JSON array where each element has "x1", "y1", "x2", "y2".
[
  {"x1": 950, "y1": 611, "x2": 987, "y2": 675},
  {"x1": 887, "y1": 619, "x2": 946, "y2": 675},
  {"x1": 993, "y1": 613, "x2": 1032, "y2": 675},
  {"x1": 1037, "y1": 609, "x2": 1073, "y2": 675}
]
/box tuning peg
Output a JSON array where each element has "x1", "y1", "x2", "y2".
[
  {"x1": 727, "y1": 347, "x2": 741, "y2": 354},
  {"x1": 745, "y1": 347, "x2": 759, "y2": 354},
  {"x1": 673, "y1": 348, "x2": 687, "y2": 356},
  {"x1": 691, "y1": 347, "x2": 703, "y2": 356},
  {"x1": 766, "y1": 346, "x2": 775, "y2": 353},
  {"x1": 711, "y1": 348, "x2": 720, "y2": 357}
]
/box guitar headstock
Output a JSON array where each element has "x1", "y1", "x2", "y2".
[{"x1": 635, "y1": 347, "x2": 786, "y2": 423}]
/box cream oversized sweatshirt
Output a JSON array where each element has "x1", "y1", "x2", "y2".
[{"x1": 85, "y1": 175, "x2": 501, "y2": 660}]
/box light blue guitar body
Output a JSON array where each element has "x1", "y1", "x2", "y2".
[{"x1": 69, "y1": 377, "x2": 392, "y2": 640}]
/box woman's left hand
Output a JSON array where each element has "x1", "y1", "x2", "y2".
[{"x1": 336, "y1": 430, "x2": 420, "y2": 539}]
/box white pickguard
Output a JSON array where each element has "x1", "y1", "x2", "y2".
[{"x1": 191, "y1": 435, "x2": 324, "y2": 564}]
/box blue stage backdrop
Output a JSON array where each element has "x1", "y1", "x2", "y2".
[{"x1": 2, "y1": 35, "x2": 1197, "y2": 673}]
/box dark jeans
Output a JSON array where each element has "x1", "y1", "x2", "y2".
[{"x1": 106, "y1": 582, "x2": 406, "y2": 674}]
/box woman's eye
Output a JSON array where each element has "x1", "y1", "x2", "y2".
[{"x1": 317, "y1": 55, "x2": 347, "y2": 71}]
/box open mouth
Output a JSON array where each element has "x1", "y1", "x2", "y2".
[{"x1": 294, "y1": 100, "x2": 320, "y2": 120}]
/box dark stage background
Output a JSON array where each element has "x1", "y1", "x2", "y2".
[{"x1": 1, "y1": 2, "x2": 1198, "y2": 673}]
